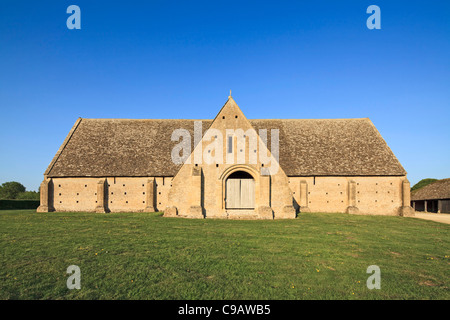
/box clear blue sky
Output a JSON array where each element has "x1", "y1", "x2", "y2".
[{"x1": 0, "y1": 0, "x2": 449, "y2": 191}]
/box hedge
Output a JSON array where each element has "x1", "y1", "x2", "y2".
[{"x1": 0, "y1": 200, "x2": 40, "y2": 210}]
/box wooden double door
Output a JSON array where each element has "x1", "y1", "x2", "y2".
[{"x1": 226, "y1": 175, "x2": 255, "y2": 209}]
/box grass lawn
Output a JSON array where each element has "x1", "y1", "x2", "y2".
[{"x1": 0, "y1": 210, "x2": 448, "y2": 300}]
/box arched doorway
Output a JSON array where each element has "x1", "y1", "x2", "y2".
[{"x1": 225, "y1": 171, "x2": 255, "y2": 209}]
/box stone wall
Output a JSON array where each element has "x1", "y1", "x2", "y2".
[
  {"x1": 44, "y1": 177, "x2": 172, "y2": 213},
  {"x1": 288, "y1": 176, "x2": 407, "y2": 215},
  {"x1": 38, "y1": 174, "x2": 411, "y2": 217}
]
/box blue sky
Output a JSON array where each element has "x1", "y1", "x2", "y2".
[{"x1": 0, "y1": 0, "x2": 449, "y2": 191}]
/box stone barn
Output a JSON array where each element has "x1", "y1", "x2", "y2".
[{"x1": 37, "y1": 95, "x2": 414, "y2": 219}]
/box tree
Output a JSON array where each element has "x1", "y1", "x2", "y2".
[
  {"x1": 411, "y1": 178, "x2": 438, "y2": 192},
  {"x1": 16, "y1": 191, "x2": 40, "y2": 200},
  {"x1": 0, "y1": 182, "x2": 26, "y2": 199}
]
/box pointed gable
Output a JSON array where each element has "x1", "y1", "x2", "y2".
[{"x1": 175, "y1": 95, "x2": 281, "y2": 175}]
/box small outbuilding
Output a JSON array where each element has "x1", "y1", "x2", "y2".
[{"x1": 411, "y1": 178, "x2": 450, "y2": 213}]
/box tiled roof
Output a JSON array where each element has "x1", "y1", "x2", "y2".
[
  {"x1": 45, "y1": 117, "x2": 406, "y2": 177},
  {"x1": 411, "y1": 178, "x2": 450, "y2": 200}
]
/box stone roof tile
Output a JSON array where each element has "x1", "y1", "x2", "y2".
[
  {"x1": 45, "y1": 118, "x2": 406, "y2": 177},
  {"x1": 411, "y1": 178, "x2": 450, "y2": 200}
]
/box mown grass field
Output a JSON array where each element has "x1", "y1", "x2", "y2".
[{"x1": 0, "y1": 210, "x2": 448, "y2": 300}]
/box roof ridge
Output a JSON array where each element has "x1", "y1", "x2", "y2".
[
  {"x1": 80, "y1": 118, "x2": 371, "y2": 121},
  {"x1": 82, "y1": 118, "x2": 212, "y2": 121},
  {"x1": 249, "y1": 118, "x2": 370, "y2": 121}
]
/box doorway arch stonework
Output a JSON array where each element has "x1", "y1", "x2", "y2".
[{"x1": 218, "y1": 165, "x2": 274, "y2": 219}]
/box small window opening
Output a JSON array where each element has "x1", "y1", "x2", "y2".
[{"x1": 227, "y1": 136, "x2": 233, "y2": 153}]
